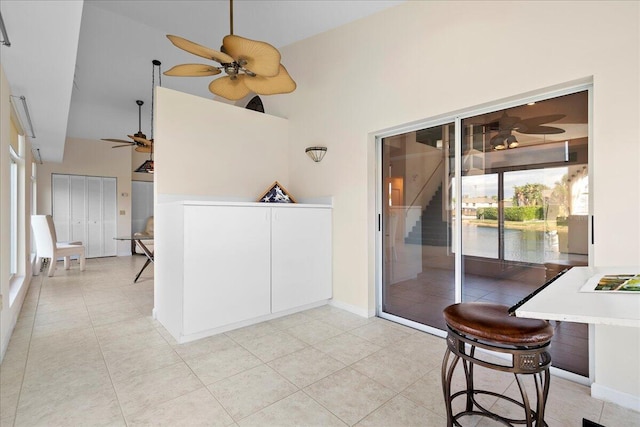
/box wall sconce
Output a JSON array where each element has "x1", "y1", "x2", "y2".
[{"x1": 305, "y1": 146, "x2": 327, "y2": 162}]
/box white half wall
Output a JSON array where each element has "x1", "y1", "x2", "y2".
[{"x1": 154, "y1": 87, "x2": 290, "y2": 199}]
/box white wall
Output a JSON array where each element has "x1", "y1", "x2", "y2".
[
  {"x1": 37, "y1": 138, "x2": 134, "y2": 255},
  {"x1": 266, "y1": 0, "x2": 640, "y2": 310},
  {"x1": 262, "y1": 1, "x2": 639, "y2": 397},
  {"x1": 154, "y1": 87, "x2": 289, "y2": 199}
]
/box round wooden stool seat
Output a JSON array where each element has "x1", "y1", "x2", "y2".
[
  {"x1": 444, "y1": 302, "x2": 554, "y2": 346},
  {"x1": 441, "y1": 302, "x2": 554, "y2": 427}
]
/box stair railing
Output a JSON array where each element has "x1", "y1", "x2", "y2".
[{"x1": 405, "y1": 157, "x2": 445, "y2": 218}]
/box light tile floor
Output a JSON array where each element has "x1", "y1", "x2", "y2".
[{"x1": 1, "y1": 256, "x2": 639, "y2": 426}]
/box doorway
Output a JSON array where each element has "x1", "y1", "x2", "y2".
[{"x1": 378, "y1": 88, "x2": 590, "y2": 377}]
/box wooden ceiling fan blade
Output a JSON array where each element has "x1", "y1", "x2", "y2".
[
  {"x1": 244, "y1": 65, "x2": 297, "y2": 95},
  {"x1": 223, "y1": 35, "x2": 281, "y2": 77},
  {"x1": 208, "y1": 75, "x2": 251, "y2": 100},
  {"x1": 164, "y1": 64, "x2": 222, "y2": 77},
  {"x1": 517, "y1": 125, "x2": 565, "y2": 135},
  {"x1": 128, "y1": 135, "x2": 153, "y2": 146},
  {"x1": 166, "y1": 34, "x2": 235, "y2": 64},
  {"x1": 101, "y1": 138, "x2": 132, "y2": 144},
  {"x1": 519, "y1": 114, "x2": 566, "y2": 127},
  {"x1": 135, "y1": 146, "x2": 153, "y2": 153},
  {"x1": 112, "y1": 144, "x2": 135, "y2": 149}
]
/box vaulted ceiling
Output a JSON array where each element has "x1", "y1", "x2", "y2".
[{"x1": 0, "y1": 1, "x2": 403, "y2": 162}]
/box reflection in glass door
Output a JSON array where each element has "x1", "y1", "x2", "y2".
[
  {"x1": 380, "y1": 89, "x2": 590, "y2": 377},
  {"x1": 381, "y1": 122, "x2": 455, "y2": 332}
]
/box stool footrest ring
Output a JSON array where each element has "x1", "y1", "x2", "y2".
[{"x1": 450, "y1": 389, "x2": 549, "y2": 427}]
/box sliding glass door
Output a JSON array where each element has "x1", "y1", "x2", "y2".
[
  {"x1": 379, "y1": 89, "x2": 590, "y2": 376},
  {"x1": 381, "y1": 122, "x2": 456, "y2": 332}
]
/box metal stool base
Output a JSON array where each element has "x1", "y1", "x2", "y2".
[{"x1": 442, "y1": 325, "x2": 551, "y2": 427}]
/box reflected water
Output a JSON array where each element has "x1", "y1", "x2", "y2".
[{"x1": 462, "y1": 224, "x2": 558, "y2": 264}]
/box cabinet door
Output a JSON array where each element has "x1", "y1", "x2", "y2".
[
  {"x1": 183, "y1": 205, "x2": 271, "y2": 335},
  {"x1": 271, "y1": 207, "x2": 332, "y2": 313}
]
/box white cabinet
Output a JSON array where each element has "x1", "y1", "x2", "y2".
[
  {"x1": 156, "y1": 201, "x2": 332, "y2": 343},
  {"x1": 52, "y1": 174, "x2": 117, "y2": 258}
]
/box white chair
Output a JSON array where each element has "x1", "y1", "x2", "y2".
[{"x1": 31, "y1": 215, "x2": 86, "y2": 277}]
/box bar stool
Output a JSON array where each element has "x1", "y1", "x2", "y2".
[{"x1": 442, "y1": 302, "x2": 554, "y2": 427}]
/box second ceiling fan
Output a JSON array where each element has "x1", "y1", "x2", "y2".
[
  {"x1": 101, "y1": 99, "x2": 152, "y2": 152},
  {"x1": 163, "y1": 0, "x2": 296, "y2": 101}
]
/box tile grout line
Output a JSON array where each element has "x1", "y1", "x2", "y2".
[
  {"x1": 80, "y1": 261, "x2": 129, "y2": 426},
  {"x1": 10, "y1": 271, "x2": 45, "y2": 427}
]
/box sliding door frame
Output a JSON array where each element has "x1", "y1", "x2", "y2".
[{"x1": 375, "y1": 82, "x2": 594, "y2": 378}]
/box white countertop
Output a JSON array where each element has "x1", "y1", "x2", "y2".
[{"x1": 515, "y1": 266, "x2": 640, "y2": 328}]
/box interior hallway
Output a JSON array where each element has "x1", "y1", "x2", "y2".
[{"x1": 1, "y1": 257, "x2": 637, "y2": 426}]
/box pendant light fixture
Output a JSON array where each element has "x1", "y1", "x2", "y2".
[{"x1": 135, "y1": 60, "x2": 161, "y2": 173}]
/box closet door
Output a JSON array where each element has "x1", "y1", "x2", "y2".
[
  {"x1": 86, "y1": 176, "x2": 103, "y2": 257},
  {"x1": 70, "y1": 175, "x2": 87, "y2": 244},
  {"x1": 52, "y1": 174, "x2": 117, "y2": 258},
  {"x1": 102, "y1": 178, "x2": 117, "y2": 256}
]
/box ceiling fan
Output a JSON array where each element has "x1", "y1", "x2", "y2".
[
  {"x1": 101, "y1": 100, "x2": 153, "y2": 150},
  {"x1": 163, "y1": 0, "x2": 296, "y2": 101},
  {"x1": 483, "y1": 112, "x2": 565, "y2": 150}
]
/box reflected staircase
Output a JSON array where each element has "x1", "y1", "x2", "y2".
[{"x1": 405, "y1": 185, "x2": 450, "y2": 246}]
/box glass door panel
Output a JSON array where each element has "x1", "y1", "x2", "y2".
[
  {"x1": 459, "y1": 90, "x2": 589, "y2": 376},
  {"x1": 381, "y1": 123, "x2": 455, "y2": 331}
]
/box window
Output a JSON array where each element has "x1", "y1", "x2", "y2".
[{"x1": 9, "y1": 147, "x2": 18, "y2": 277}]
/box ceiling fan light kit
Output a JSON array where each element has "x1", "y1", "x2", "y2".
[
  {"x1": 101, "y1": 99, "x2": 153, "y2": 149},
  {"x1": 485, "y1": 112, "x2": 564, "y2": 151},
  {"x1": 164, "y1": 0, "x2": 296, "y2": 101}
]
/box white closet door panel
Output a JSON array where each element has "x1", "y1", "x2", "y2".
[
  {"x1": 86, "y1": 177, "x2": 102, "y2": 221},
  {"x1": 271, "y1": 207, "x2": 332, "y2": 313},
  {"x1": 183, "y1": 205, "x2": 271, "y2": 335},
  {"x1": 102, "y1": 178, "x2": 117, "y2": 256},
  {"x1": 86, "y1": 177, "x2": 103, "y2": 257},
  {"x1": 52, "y1": 174, "x2": 71, "y2": 241},
  {"x1": 70, "y1": 175, "x2": 86, "y2": 243}
]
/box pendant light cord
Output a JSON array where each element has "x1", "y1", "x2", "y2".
[
  {"x1": 151, "y1": 60, "x2": 162, "y2": 160},
  {"x1": 230, "y1": 0, "x2": 234, "y2": 35}
]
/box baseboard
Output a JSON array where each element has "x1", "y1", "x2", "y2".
[
  {"x1": 328, "y1": 299, "x2": 374, "y2": 318},
  {"x1": 591, "y1": 382, "x2": 640, "y2": 412},
  {"x1": 169, "y1": 300, "x2": 329, "y2": 344}
]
